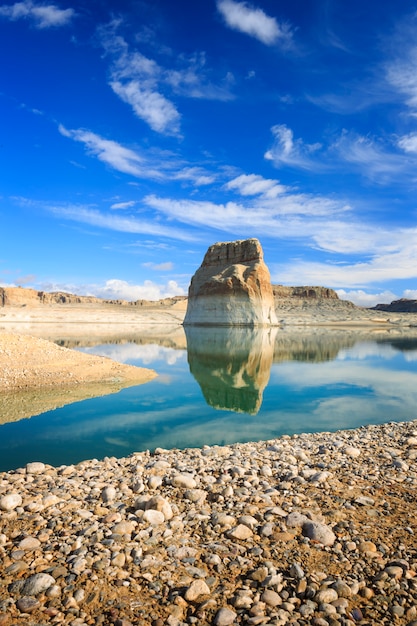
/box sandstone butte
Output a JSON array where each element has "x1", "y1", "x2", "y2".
[{"x1": 183, "y1": 238, "x2": 279, "y2": 326}]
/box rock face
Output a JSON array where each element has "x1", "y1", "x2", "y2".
[
  {"x1": 272, "y1": 285, "x2": 339, "y2": 299},
  {"x1": 372, "y1": 298, "x2": 417, "y2": 313},
  {"x1": 184, "y1": 239, "x2": 278, "y2": 326}
]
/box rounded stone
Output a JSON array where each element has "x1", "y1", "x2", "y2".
[
  {"x1": 26, "y1": 462, "x2": 45, "y2": 474},
  {"x1": 101, "y1": 486, "x2": 117, "y2": 502},
  {"x1": 172, "y1": 473, "x2": 197, "y2": 489},
  {"x1": 227, "y1": 524, "x2": 253, "y2": 540},
  {"x1": 21, "y1": 573, "x2": 55, "y2": 596},
  {"x1": 214, "y1": 607, "x2": 237, "y2": 626},
  {"x1": 143, "y1": 509, "x2": 165, "y2": 525},
  {"x1": 302, "y1": 521, "x2": 336, "y2": 546},
  {"x1": 261, "y1": 589, "x2": 282, "y2": 607},
  {"x1": 16, "y1": 596, "x2": 40, "y2": 613},
  {"x1": 316, "y1": 588, "x2": 338, "y2": 604},
  {"x1": 0, "y1": 494, "x2": 22, "y2": 512},
  {"x1": 17, "y1": 537, "x2": 41, "y2": 551},
  {"x1": 184, "y1": 579, "x2": 211, "y2": 602}
]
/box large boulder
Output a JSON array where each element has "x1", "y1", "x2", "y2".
[{"x1": 184, "y1": 238, "x2": 278, "y2": 326}]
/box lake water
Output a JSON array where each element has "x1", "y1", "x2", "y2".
[{"x1": 1, "y1": 326, "x2": 417, "y2": 472}]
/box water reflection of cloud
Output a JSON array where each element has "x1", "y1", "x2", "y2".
[
  {"x1": 270, "y1": 360, "x2": 417, "y2": 404},
  {"x1": 78, "y1": 342, "x2": 185, "y2": 366},
  {"x1": 337, "y1": 341, "x2": 400, "y2": 360}
]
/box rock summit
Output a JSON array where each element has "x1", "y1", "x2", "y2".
[{"x1": 184, "y1": 238, "x2": 278, "y2": 326}]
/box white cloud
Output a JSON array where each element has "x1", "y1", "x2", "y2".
[
  {"x1": 265, "y1": 125, "x2": 322, "y2": 171},
  {"x1": 225, "y1": 173, "x2": 288, "y2": 197},
  {"x1": 100, "y1": 28, "x2": 233, "y2": 136},
  {"x1": 110, "y1": 79, "x2": 181, "y2": 136},
  {"x1": 58, "y1": 124, "x2": 163, "y2": 179},
  {"x1": 47, "y1": 203, "x2": 195, "y2": 241},
  {"x1": 273, "y1": 232, "x2": 417, "y2": 288},
  {"x1": 39, "y1": 278, "x2": 185, "y2": 302},
  {"x1": 332, "y1": 131, "x2": 407, "y2": 181},
  {"x1": 336, "y1": 289, "x2": 398, "y2": 307},
  {"x1": 385, "y1": 44, "x2": 417, "y2": 111},
  {"x1": 0, "y1": 0, "x2": 75, "y2": 28},
  {"x1": 143, "y1": 261, "x2": 174, "y2": 271},
  {"x1": 93, "y1": 278, "x2": 185, "y2": 301},
  {"x1": 110, "y1": 201, "x2": 137, "y2": 210},
  {"x1": 217, "y1": 0, "x2": 292, "y2": 47},
  {"x1": 398, "y1": 133, "x2": 417, "y2": 153},
  {"x1": 59, "y1": 124, "x2": 215, "y2": 186},
  {"x1": 403, "y1": 289, "x2": 417, "y2": 299}
]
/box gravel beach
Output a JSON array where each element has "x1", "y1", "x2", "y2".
[{"x1": 1, "y1": 420, "x2": 417, "y2": 626}]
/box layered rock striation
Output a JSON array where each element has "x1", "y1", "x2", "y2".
[{"x1": 184, "y1": 238, "x2": 278, "y2": 326}]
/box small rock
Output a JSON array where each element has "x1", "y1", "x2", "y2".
[
  {"x1": 214, "y1": 607, "x2": 237, "y2": 626},
  {"x1": 26, "y1": 461, "x2": 45, "y2": 474},
  {"x1": 0, "y1": 494, "x2": 22, "y2": 512},
  {"x1": 143, "y1": 509, "x2": 165, "y2": 525},
  {"x1": 17, "y1": 537, "x2": 41, "y2": 551},
  {"x1": 184, "y1": 579, "x2": 210, "y2": 602},
  {"x1": 261, "y1": 589, "x2": 281, "y2": 607},
  {"x1": 21, "y1": 573, "x2": 55, "y2": 596},
  {"x1": 227, "y1": 524, "x2": 253, "y2": 540},
  {"x1": 302, "y1": 521, "x2": 336, "y2": 546},
  {"x1": 16, "y1": 596, "x2": 40, "y2": 613},
  {"x1": 172, "y1": 473, "x2": 197, "y2": 489},
  {"x1": 101, "y1": 486, "x2": 117, "y2": 502}
]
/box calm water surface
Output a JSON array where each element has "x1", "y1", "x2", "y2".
[{"x1": 1, "y1": 327, "x2": 417, "y2": 471}]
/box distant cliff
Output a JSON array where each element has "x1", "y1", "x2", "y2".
[
  {"x1": 1, "y1": 283, "x2": 355, "y2": 311},
  {"x1": 372, "y1": 299, "x2": 417, "y2": 313},
  {"x1": 0, "y1": 287, "x2": 186, "y2": 308}
]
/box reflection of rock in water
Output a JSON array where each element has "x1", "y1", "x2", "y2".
[{"x1": 185, "y1": 326, "x2": 277, "y2": 415}]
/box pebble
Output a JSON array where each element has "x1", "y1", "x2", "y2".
[
  {"x1": 0, "y1": 493, "x2": 22, "y2": 511},
  {"x1": 0, "y1": 419, "x2": 416, "y2": 625}
]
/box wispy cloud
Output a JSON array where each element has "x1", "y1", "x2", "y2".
[
  {"x1": 110, "y1": 200, "x2": 137, "y2": 210},
  {"x1": 0, "y1": 0, "x2": 75, "y2": 28},
  {"x1": 273, "y1": 231, "x2": 417, "y2": 288},
  {"x1": 99, "y1": 23, "x2": 233, "y2": 136},
  {"x1": 58, "y1": 124, "x2": 216, "y2": 186},
  {"x1": 332, "y1": 131, "x2": 409, "y2": 182},
  {"x1": 264, "y1": 125, "x2": 323, "y2": 171},
  {"x1": 110, "y1": 78, "x2": 181, "y2": 136},
  {"x1": 41, "y1": 202, "x2": 197, "y2": 242},
  {"x1": 217, "y1": 0, "x2": 292, "y2": 47},
  {"x1": 143, "y1": 261, "x2": 174, "y2": 272}
]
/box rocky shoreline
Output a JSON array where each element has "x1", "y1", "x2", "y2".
[{"x1": 1, "y1": 420, "x2": 417, "y2": 626}]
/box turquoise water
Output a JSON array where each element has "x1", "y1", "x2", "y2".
[{"x1": 1, "y1": 328, "x2": 417, "y2": 472}]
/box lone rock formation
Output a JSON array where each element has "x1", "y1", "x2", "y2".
[{"x1": 183, "y1": 238, "x2": 278, "y2": 326}]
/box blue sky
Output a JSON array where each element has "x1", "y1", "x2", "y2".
[{"x1": 2, "y1": 0, "x2": 417, "y2": 306}]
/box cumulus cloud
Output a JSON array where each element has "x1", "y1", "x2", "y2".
[
  {"x1": 0, "y1": 0, "x2": 75, "y2": 28},
  {"x1": 336, "y1": 289, "x2": 398, "y2": 307},
  {"x1": 93, "y1": 278, "x2": 184, "y2": 301},
  {"x1": 217, "y1": 0, "x2": 292, "y2": 47},
  {"x1": 39, "y1": 278, "x2": 185, "y2": 302}
]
